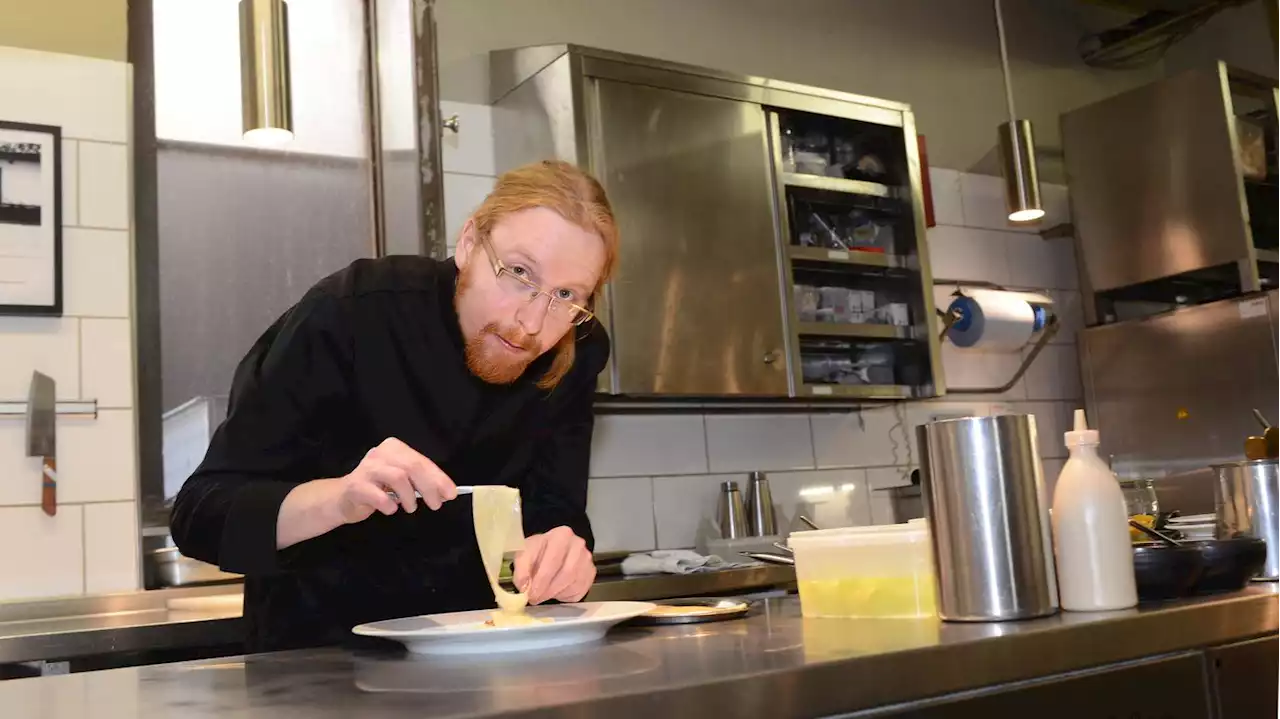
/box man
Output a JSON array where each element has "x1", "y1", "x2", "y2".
[{"x1": 170, "y1": 160, "x2": 619, "y2": 653}]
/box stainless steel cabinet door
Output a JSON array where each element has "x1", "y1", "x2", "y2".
[{"x1": 590, "y1": 79, "x2": 788, "y2": 396}]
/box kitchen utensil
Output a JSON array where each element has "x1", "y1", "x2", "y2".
[
  {"x1": 740, "y1": 551, "x2": 795, "y2": 566},
  {"x1": 918, "y1": 414, "x2": 1059, "y2": 621},
  {"x1": 24, "y1": 371, "x2": 57, "y2": 517},
  {"x1": 772, "y1": 541, "x2": 794, "y2": 554},
  {"x1": 746, "y1": 471, "x2": 777, "y2": 537},
  {"x1": 1245, "y1": 436, "x2": 1270, "y2": 461},
  {"x1": 147, "y1": 546, "x2": 243, "y2": 587},
  {"x1": 1212, "y1": 458, "x2": 1278, "y2": 580},
  {"x1": 627, "y1": 597, "x2": 752, "y2": 625},
  {"x1": 1132, "y1": 543, "x2": 1205, "y2": 601},
  {"x1": 387, "y1": 486, "x2": 475, "y2": 501},
  {"x1": 1187, "y1": 537, "x2": 1269, "y2": 592},
  {"x1": 1250, "y1": 408, "x2": 1278, "y2": 458},
  {"x1": 799, "y1": 515, "x2": 820, "y2": 531},
  {"x1": 1129, "y1": 519, "x2": 1183, "y2": 547},
  {"x1": 788, "y1": 521, "x2": 936, "y2": 618},
  {"x1": 716, "y1": 480, "x2": 749, "y2": 539},
  {"x1": 351, "y1": 601, "x2": 656, "y2": 656}
]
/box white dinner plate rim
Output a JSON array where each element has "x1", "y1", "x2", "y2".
[{"x1": 351, "y1": 600, "x2": 657, "y2": 639}]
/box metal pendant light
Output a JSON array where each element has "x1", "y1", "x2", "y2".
[
  {"x1": 239, "y1": 0, "x2": 294, "y2": 145},
  {"x1": 994, "y1": 0, "x2": 1044, "y2": 223}
]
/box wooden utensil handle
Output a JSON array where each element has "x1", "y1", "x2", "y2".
[{"x1": 41, "y1": 456, "x2": 57, "y2": 516}]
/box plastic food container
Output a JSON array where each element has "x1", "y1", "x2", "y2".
[{"x1": 788, "y1": 519, "x2": 937, "y2": 619}]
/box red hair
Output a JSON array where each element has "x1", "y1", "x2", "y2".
[{"x1": 468, "y1": 161, "x2": 619, "y2": 390}]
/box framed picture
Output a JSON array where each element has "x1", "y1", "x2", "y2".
[{"x1": 0, "y1": 120, "x2": 62, "y2": 316}]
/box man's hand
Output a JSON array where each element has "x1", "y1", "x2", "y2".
[
  {"x1": 329, "y1": 437, "x2": 458, "y2": 524},
  {"x1": 512, "y1": 526, "x2": 595, "y2": 605}
]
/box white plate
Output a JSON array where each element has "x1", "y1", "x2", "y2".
[
  {"x1": 1167, "y1": 514, "x2": 1215, "y2": 524},
  {"x1": 351, "y1": 601, "x2": 656, "y2": 656}
]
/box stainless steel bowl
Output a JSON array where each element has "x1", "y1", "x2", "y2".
[{"x1": 147, "y1": 547, "x2": 242, "y2": 587}]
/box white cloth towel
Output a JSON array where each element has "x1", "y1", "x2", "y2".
[{"x1": 621, "y1": 550, "x2": 741, "y2": 576}]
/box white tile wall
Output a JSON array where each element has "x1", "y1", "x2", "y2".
[
  {"x1": 0, "y1": 47, "x2": 139, "y2": 600},
  {"x1": 589, "y1": 415, "x2": 707, "y2": 478},
  {"x1": 0, "y1": 505, "x2": 85, "y2": 600},
  {"x1": 84, "y1": 501, "x2": 141, "y2": 594},
  {"x1": 704, "y1": 414, "x2": 814, "y2": 473},
  {"x1": 652, "y1": 474, "x2": 736, "y2": 550},
  {"x1": 1022, "y1": 344, "x2": 1083, "y2": 401},
  {"x1": 77, "y1": 141, "x2": 130, "y2": 229},
  {"x1": 444, "y1": 173, "x2": 496, "y2": 247},
  {"x1": 81, "y1": 319, "x2": 134, "y2": 409},
  {"x1": 928, "y1": 168, "x2": 964, "y2": 226},
  {"x1": 585, "y1": 478, "x2": 656, "y2": 553},
  {"x1": 62, "y1": 139, "x2": 79, "y2": 226},
  {"x1": 62, "y1": 228, "x2": 131, "y2": 318},
  {"x1": 768, "y1": 468, "x2": 872, "y2": 532},
  {"x1": 0, "y1": 317, "x2": 81, "y2": 401},
  {"x1": 926, "y1": 225, "x2": 1013, "y2": 285},
  {"x1": 0, "y1": 48, "x2": 129, "y2": 143},
  {"x1": 1004, "y1": 235, "x2": 1078, "y2": 291},
  {"x1": 810, "y1": 407, "x2": 907, "y2": 469},
  {"x1": 440, "y1": 101, "x2": 497, "y2": 177}
]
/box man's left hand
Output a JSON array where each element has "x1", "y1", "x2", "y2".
[{"x1": 512, "y1": 526, "x2": 595, "y2": 605}]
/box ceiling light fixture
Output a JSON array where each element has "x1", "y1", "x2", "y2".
[
  {"x1": 994, "y1": 0, "x2": 1044, "y2": 223},
  {"x1": 239, "y1": 0, "x2": 294, "y2": 146}
]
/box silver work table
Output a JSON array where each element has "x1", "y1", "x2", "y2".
[
  {"x1": 1, "y1": 586, "x2": 1275, "y2": 719},
  {"x1": 0, "y1": 565, "x2": 796, "y2": 666}
]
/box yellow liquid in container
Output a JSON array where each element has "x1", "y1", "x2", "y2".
[{"x1": 797, "y1": 576, "x2": 937, "y2": 618}]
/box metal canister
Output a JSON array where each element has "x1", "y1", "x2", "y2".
[
  {"x1": 1213, "y1": 459, "x2": 1279, "y2": 581},
  {"x1": 917, "y1": 414, "x2": 1059, "y2": 621},
  {"x1": 746, "y1": 471, "x2": 778, "y2": 536},
  {"x1": 716, "y1": 480, "x2": 749, "y2": 539}
]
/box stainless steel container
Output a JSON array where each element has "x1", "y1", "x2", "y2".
[
  {"x1": 717, "y1": 480, "x2": 749, "y2": 539},
  {"x1": 1213, "y1": 459, "x2": 1279, "y2": 581},
  {"x1": 746, "y1": 471, "x2": 777, "y2": 536},
  {"x1": 917, "y1": 414, "x2": 1059, "y2": 621}
]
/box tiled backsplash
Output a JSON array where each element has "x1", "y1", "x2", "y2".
[
  {"x1": 444, "y1": 101, "x2": 1084, "y2": 554},
  {"x1": 0, "y1": 47, "x2": 140, "y2": 601}
]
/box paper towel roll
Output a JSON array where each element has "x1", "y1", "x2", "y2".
[{"x1": 946, "y1": 289, "x2": 1048, "y2": 351}]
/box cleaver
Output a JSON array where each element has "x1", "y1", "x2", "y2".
[{"x1": 25, "y1": 371, "x2": 56, "y2": 516}]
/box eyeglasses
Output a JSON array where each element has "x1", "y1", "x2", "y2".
[{"x1": 477, "y1": 234, "x2": 595, "y2": 326}]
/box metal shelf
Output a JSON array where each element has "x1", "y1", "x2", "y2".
[
  {"x1": 796, "y1": 321, "x2": 914, "y2": 340},
  {"x1": 803, "y1": 383, "x2": 914, "y2": 399},
  {"x1": 787, "y1": 245, "x2": 905, "y2": 269},
  {"x1": 1256, "y1": 249, "x2": 1278, "y2": 263},
  {"x1": 781, "y1": 172, "x2": 893, "y2": 198}
]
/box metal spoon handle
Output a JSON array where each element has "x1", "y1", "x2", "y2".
[
  {"x1": 1129, "y1": 518, "x2": 1183, "y2": 547},
  {"x1": 799, "y1": 515, "x2": 820, "y2": 531},
  {"x1": 1252, "y1": 408, "x2": 1271, "y2": 430}
]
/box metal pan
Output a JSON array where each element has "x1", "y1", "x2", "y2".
[{"x1": 627, "y1": 597, "x2": 752, "y2": 625}]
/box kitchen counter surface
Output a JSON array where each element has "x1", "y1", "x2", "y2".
[
  {"x1": 2, "y1": 585, "x2": 1275, "y2": 718},
  {"x1": 0, "y1": 565, "x2": 796, "y2": 665}
]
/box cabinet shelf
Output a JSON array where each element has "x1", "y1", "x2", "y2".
[
  {"x1": 796, "y1": 321, "x2": 914, "y2": 340},
  {"x1": 781, "y1": 172, "x2": 894, "y2": 198},
  {"x1": 1256, "y1": 249, "x2": 1278, "y2": 263},
  {"x1": 787, "y1": 245, "x2": 907, "y2": 269},
  {"x1": 803, "y1": 383, "x2": 914, "y2": 399}
]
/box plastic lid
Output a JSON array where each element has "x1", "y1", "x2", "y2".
[{"x1": 1064, "y1": 408, "x2": 1099, "y2": 447}]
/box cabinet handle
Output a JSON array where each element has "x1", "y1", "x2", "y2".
[
  {"x1": 442, "y1": 114, "x2": 460, "y2": 133},
  {"x1": 763, "y1": 350, "x2": 781, "y2": 365}
]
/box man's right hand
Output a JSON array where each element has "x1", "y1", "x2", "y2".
[{"x1": 331, "y1": 437, "x2": 460, "y2": 524}]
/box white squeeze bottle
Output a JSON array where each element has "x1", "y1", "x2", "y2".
[{"x1": 1050, "y1": 409, "x2": 1138, "y2": 611}]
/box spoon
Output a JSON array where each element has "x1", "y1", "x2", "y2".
[{"x1": 1129, "y1": 518, "x2": 1184, "y2": 547}]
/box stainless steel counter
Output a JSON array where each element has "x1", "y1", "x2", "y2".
[
  {"x1": 1, "y1": 587, "x2": 1274, "y2": 718},
  {"x1": 0, "y1": 565, "x2": 796, "y2": 665}
]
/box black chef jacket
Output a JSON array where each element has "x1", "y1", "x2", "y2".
[{"x1": 169, "y1": 255, "x2": 609, "y2": 653}]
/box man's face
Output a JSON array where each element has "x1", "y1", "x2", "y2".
[{"x1": 454, "y1": 207, "x2": 605, "y2": 385}]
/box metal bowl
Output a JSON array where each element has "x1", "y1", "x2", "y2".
[{"x1": 146, "y1": 547, "x2": 242, "y2": 588}]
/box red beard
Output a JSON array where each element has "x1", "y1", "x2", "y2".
[{"x1": 455, "y1": 269, "x2": 537, "y2": 385}]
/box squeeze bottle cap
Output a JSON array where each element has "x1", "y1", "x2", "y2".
[{"x1": 1064, "y1": 408, "x2": 1100, "y2": 448}]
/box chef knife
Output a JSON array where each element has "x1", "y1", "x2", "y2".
[{"x1": 25, "y1": 371, "x2": 56, "y2": 516}]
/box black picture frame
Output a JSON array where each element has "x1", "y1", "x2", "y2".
[{"x1": 0, "y1": 120, "x2": 62, "y2": 316}]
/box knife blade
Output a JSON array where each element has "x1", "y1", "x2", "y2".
[{"x1": 24, "y1": 371, "x2": 56, "y2": 516}]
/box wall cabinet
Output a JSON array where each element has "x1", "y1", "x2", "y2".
[{"x1": 491, "y1": 45, "x2": 945, "y2": 402}]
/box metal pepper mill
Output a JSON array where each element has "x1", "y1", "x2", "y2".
[{"x1": 746, "y1": 471, "x2": 778, "y2": 536}]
